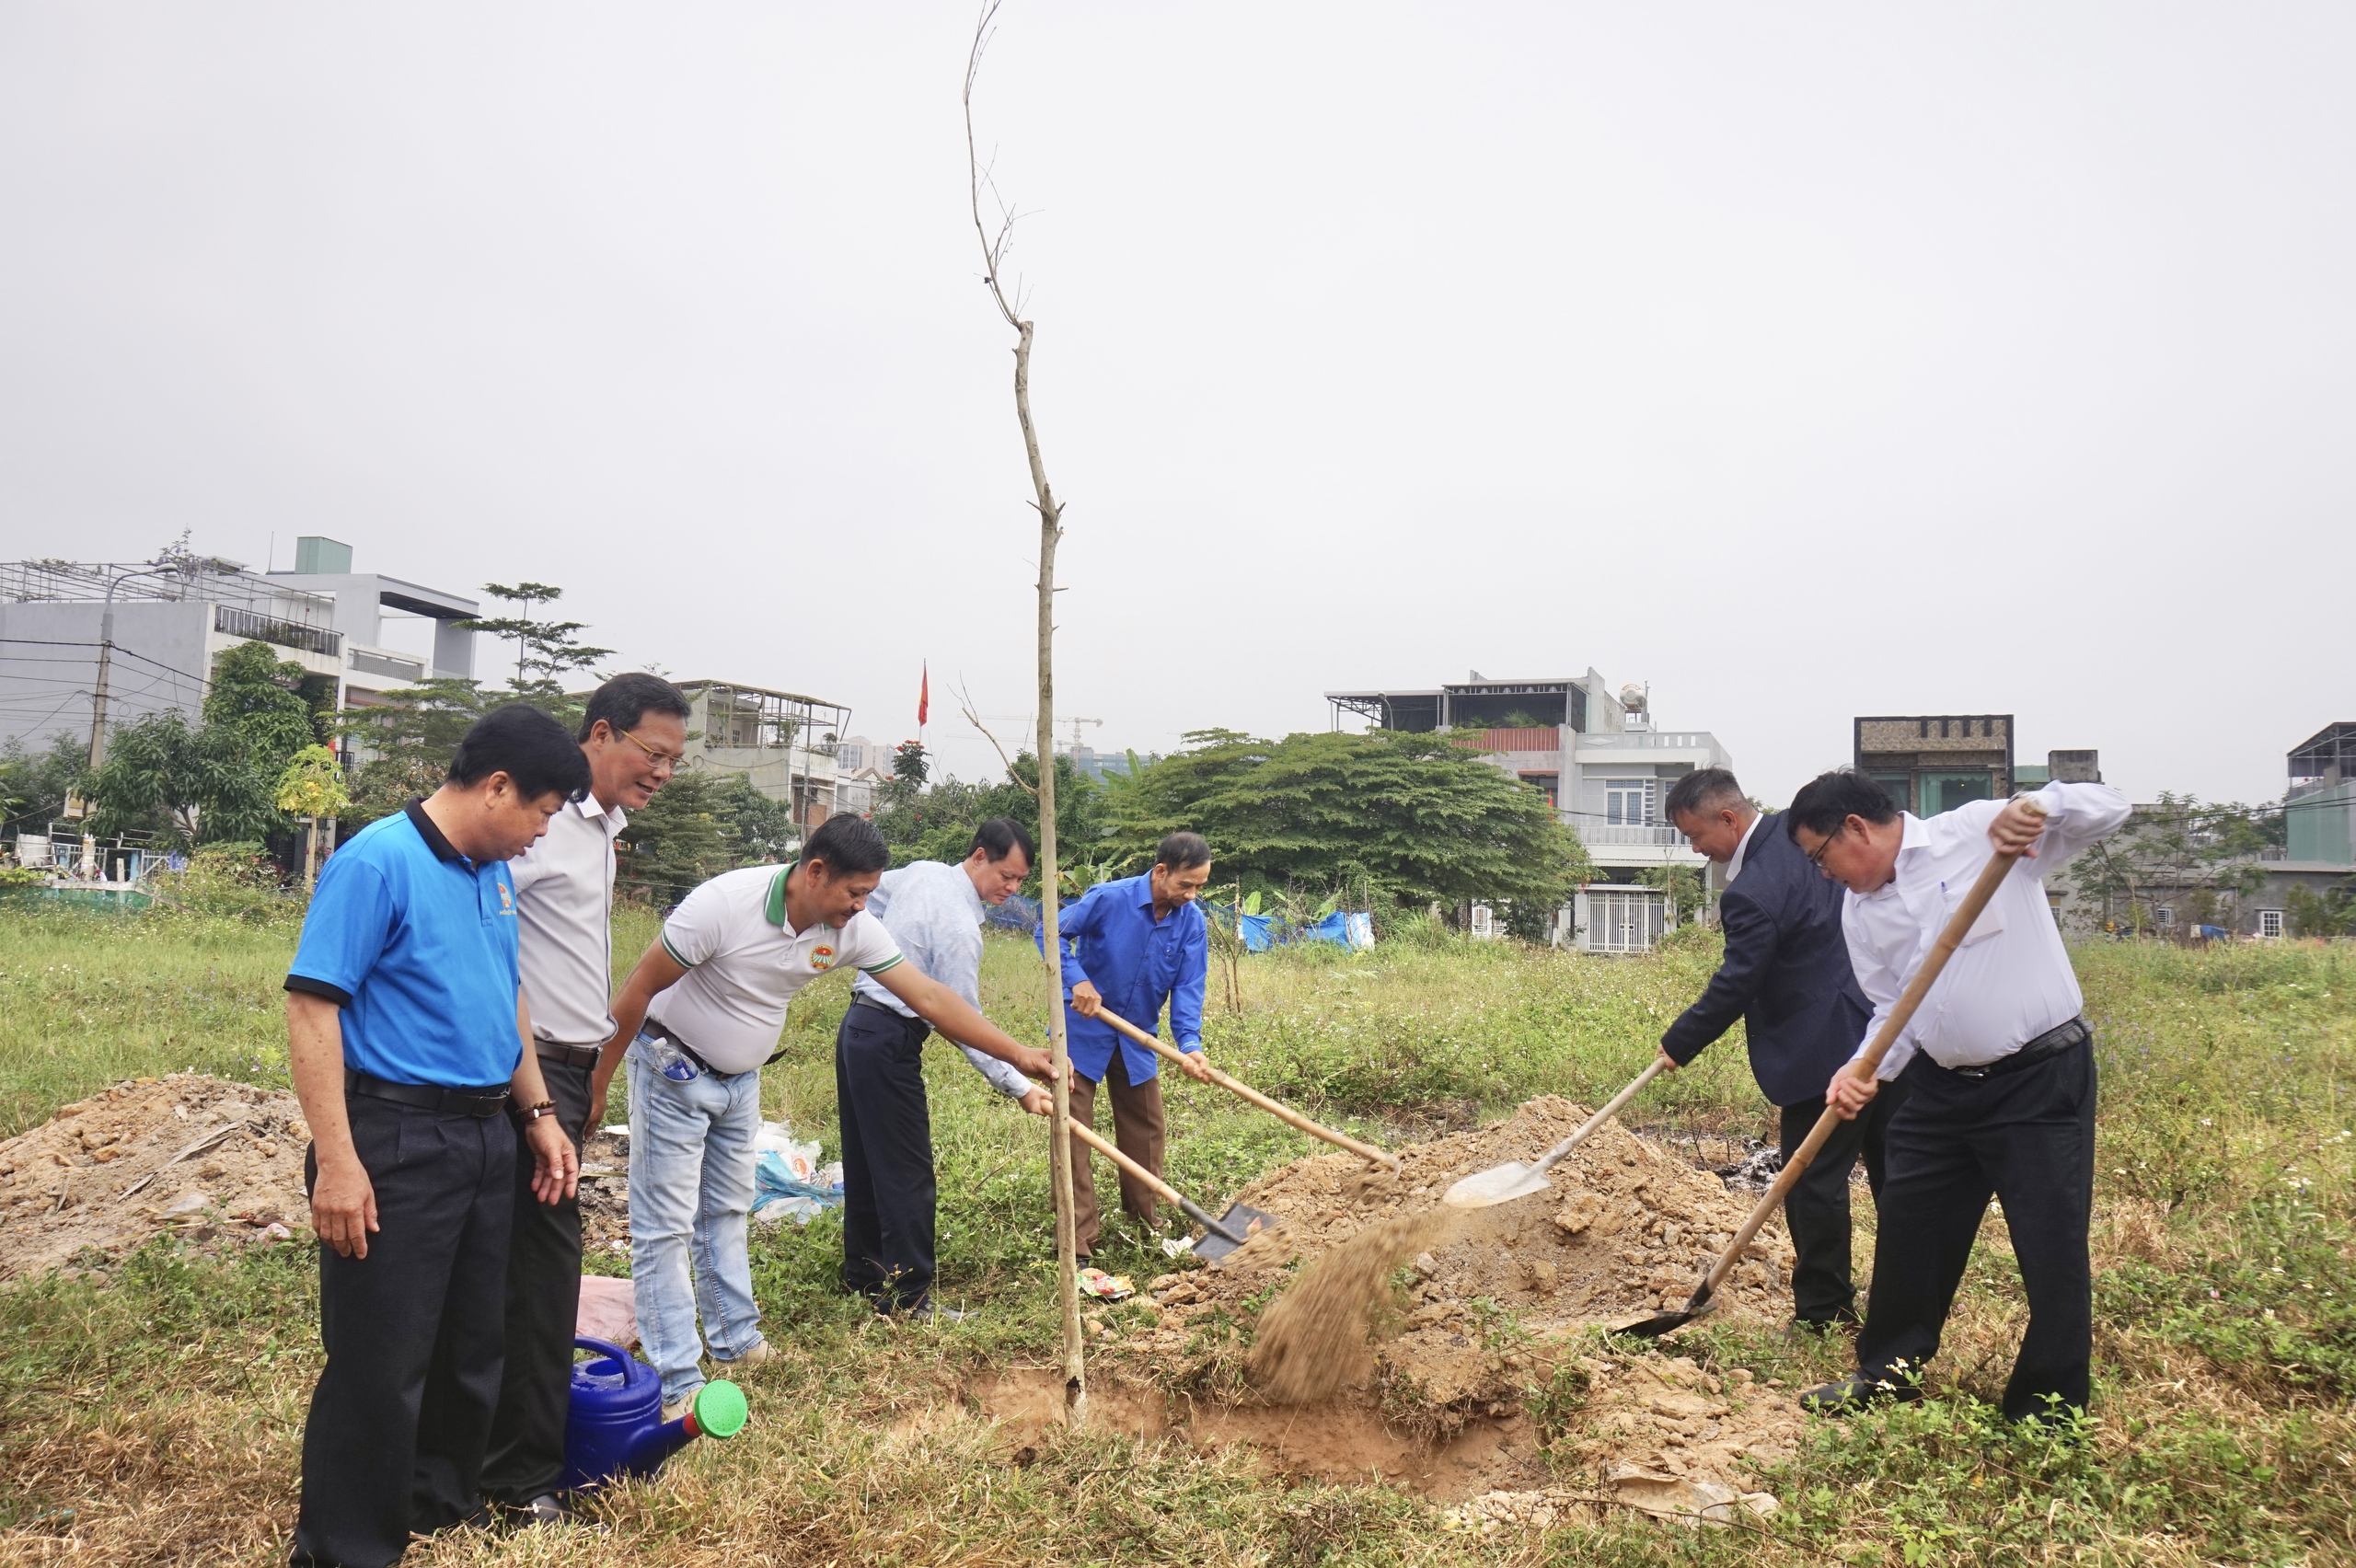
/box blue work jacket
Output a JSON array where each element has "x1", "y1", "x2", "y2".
[{"x1": 1037, "y1": 872, "x2": 1207, "y2": 1085}]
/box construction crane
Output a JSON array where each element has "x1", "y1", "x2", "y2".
[{"x1": 971, "y1": 714, "x2": 1104, "y2": 760}]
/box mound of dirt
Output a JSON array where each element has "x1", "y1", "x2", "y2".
[
  {"x1": 1104, "y1": 1096, "x2": 1807, "y2": 1509},
  {"x1": 0, "y1": 1076, "x2": 311, "y2": 1280}
]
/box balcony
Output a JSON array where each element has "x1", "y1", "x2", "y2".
[
  {"x1": 1451, "y1": 726, "x2": 1563, "y2": 754},
  {"x1": 1574, "y1": 731, "x2": 1716, "y2": 751},
  {"x1": 215, "y1": 604, "x2": 341, "y2": 658},
  {"x1": 1576, "y1": 822, "x2": 1690, "y2": 849}
]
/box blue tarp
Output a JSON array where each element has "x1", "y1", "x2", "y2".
[{"x1": 1214, "y1": 907, "x2": 1375, "y2": 952}]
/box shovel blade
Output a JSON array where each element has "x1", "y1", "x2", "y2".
[
  {"x1": 1191, "y1": 1204, "x2": 1276, "y2": 1262},
  {"x1": 1442, "y1": 1161, "x2": 1553, "y2": 1210},
  {"x1": 1608, "y1": 1286, "x2": 1718, "y2": 1341}
]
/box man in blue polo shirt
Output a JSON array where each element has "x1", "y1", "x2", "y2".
[
  {"x1": 283, "y1": 704, "x2": 589, "y2": 1568},
  {"x1": 1042, "y1": 831, "x2": 1216, "y2": 1260}
]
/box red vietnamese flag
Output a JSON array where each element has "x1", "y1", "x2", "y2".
[{"x1": 917, "y1": 663, "x2": 929, "y2": 728}]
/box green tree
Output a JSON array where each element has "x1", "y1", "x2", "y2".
[
  {"x1": 2069, "y1": 794, "x2": 2281, "y2": 934},
  {"x1": 0, "y1": 733, "x2": 91, "y2": 836},
  {"x1": 460, "y1": 582, "x2": 614, "y2": 698},
  {"x1": 85, "y1": 710, "x2": 279, "y2": 847},
  {"x1": 1098, "y1": 729, "x2": 1587, "y2": 914},
  {"x1": 616, "y1": 771, "x2": 799, "y2": 905},
  {"x1": 870, "y1": 752, "x2": 1103, "y2": 874},
  {"x1": 204, "y1": 640, "x2": 324, "y2": 780},
  {"x1": 336, "y1": 677, "x2": 494, "y2": 827}
]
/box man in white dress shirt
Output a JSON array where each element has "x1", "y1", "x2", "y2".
[
  {"x1": 1789, "y1": 769, "x2": 2131, "y2": 1422},
  {"x1": 485, "y1": 673, "x2": 690, "y2": 1521},
  {"x1": 837, "y1": 818, "x2": 1052, "y2": 1316}
]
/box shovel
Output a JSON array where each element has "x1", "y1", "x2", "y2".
[
  {"x1": 1094, "y1": 1005, "x2": 1401, "y2": 1170},
  {"x1": 1615, "y1": 804, "x2": 2044, "y2": 1341},
  {"x1": 1443, "y1": 1055, "x2": 1672, "y2": 1209},
  {"x1": 1063, "y1": 1116, "x2": 1276, "y2": 1262}
]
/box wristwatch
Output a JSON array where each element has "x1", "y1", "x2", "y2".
[{"x1": 523, "y1": 1101, "x2": 558, "y2": 1122}]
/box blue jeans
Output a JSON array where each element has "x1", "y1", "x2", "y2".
[{"x1": 627, "y1": 1049, "x2": 766, "y2": 1404}]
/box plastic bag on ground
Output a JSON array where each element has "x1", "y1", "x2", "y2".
[
  {"x1": 752, "y1": 1124, "x2": 844, "y2": 1223},
  {"x1": 577, "y1": 1274, "x2": 638, "y2": 1346}
]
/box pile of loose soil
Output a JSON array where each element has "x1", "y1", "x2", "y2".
[
  {"x1": 0, "y1": 1075, "x2": 311, "y2": 1280},
  {"x1": 1081, "y1": 1096, "x2": 1807, "y2": 1511}
]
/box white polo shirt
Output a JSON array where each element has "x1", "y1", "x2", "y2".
[
  {"x1": 646, "y1": 861, "x2": 904, "y2": 1075},
  {"x1": 510, "y1": 793, "x2": 628, "y2": 1048}
]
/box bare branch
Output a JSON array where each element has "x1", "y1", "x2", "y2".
[{"x1": 953, "y1": 678, "x2": 1037, "y2": 796}]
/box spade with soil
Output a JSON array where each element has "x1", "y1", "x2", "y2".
[
  {"x1": 1062, "y1": 1117, "x2": 1275, "y2": 1262},
  {"x1": 1615, "y1": 809, "x2": 2042, "y2": 1340},
  {"x1": 1093, "y1": 1005, "x2": 1399, "y2": 1170},
  {"x1": 1443, "y1": 1055, "x2": 1670, "y2": 1209}
]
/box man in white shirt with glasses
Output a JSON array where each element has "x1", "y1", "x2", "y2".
[{"x1": 484, "y1": 673, "x2": 690, "y2": 1523}]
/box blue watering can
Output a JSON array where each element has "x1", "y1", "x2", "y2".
[{"x1": 560, "y1": 1335, "x2": 748, "y2": 1493}]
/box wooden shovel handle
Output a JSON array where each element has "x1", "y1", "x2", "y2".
[
  {"x1": 1095, "y1": 1006, "x2": 1400, "y2": 1170},
  {"x1": 1535, "y1": 1055, "x2": 1670, "y2": 1179},
  {"x1": 1064, "y1": 1115, "x2": 1186, "y2": 1211},
  {"x1": 1696, "y1": 807, "x2": 2041, "y2": 1302}
]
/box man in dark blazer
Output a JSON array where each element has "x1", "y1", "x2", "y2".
[{"x1": 1656, "y1": 767, "x2": 1909, "y2": 1332}]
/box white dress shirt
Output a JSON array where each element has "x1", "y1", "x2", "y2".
[
  {"x1": 1724, "y1": 811, "x2": 1766, "y2": 885},
  {"x1": 510, "y1": 793, "x2": 629, "y2": 1048},
  {"x1": 853, "y1": 859, "x2": 1037, "y2": 1101},
  {"x1": 1845, "y1": 781, "x2": 2131, "y2": 1079}
]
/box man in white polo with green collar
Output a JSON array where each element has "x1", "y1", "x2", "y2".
[{"x1": 601, "y1": 813, "x2": 1054, "y2": 1415}]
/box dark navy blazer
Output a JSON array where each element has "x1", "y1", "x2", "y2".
[{"x1": 1658, "y1": 813, "x2": 1869, "y2": 1109}]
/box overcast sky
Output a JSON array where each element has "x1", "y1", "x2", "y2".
[{"x1": 3, "y1": 4, "x2": 2349, "y2": 805}]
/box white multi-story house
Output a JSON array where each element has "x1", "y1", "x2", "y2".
[{"x1": 1324, "y1": 670, "x2": 1733, "y2": 951}]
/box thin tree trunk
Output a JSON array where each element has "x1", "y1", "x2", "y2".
[{"x1": 966, "y1": 3, "x2": 1084, "y2": 1429}]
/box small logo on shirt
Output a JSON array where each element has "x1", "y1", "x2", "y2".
[
  {"x1": 498, "y1": 882, "x2": 514, "y2": 914},
  {"x1": 809, "y1": 944, "x2": 836, "y2": 971}
]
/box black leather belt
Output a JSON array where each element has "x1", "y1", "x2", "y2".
[
  {"x1": 1945, "y1": 1017, "x2": 2090, "y2": 1080},
  {"x1": 537, "y1": 1043, "x2": 604, "y2": 1071},
  {"x1": 849, "y1": 995, "x2": 930, "y2": 1040},
  {"x1": 345, "y1": 1068, "x2": 511, "y2": 1117}
]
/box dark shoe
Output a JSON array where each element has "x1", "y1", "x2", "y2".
[
  {"x1": 897, "y1": 1301, "x2": 975, "y2": 1325},
  {"x1": 1799, "y1": 1371, "x2": 1922, "y2": 1416},
  {"x1": 1783, "y1": 1305, "x2": 1864, "y2": 1340},
  {"x1": 510, "y1": 1493, "x2": 568, "y2": 1528}
]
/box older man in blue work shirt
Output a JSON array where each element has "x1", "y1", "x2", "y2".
[{"x1": 1042, "y1": 831, "x2": 1216, "y2": 1260}]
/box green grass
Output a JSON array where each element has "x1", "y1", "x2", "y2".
[{"x1": 2, "y1": 905, "x2": 2352, "y2": 1564}]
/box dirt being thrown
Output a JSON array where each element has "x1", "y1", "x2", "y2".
[{"x1": 1251, "y1": 1206, "x2": 1452, "y2": 1403}]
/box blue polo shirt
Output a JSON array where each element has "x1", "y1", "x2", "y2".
[
  {"x1": 286, "y1": 800, "x2": 525, "y2": 1090},
  {"x1": 1037, "y1": 872, "x2": 1207, "y2": 1085}
]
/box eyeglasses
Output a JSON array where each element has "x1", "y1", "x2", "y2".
[
  {"x1": 1805, "y1": 824, "x2": 1844, "y2": 871},
  {"x1": 617, "y1": 727, "x2": 687, "y2": 773}
]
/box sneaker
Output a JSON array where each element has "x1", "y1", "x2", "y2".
[
  {"x1": 509, "y1": 1493, "x2": 568, "y2": 1528},
  {"x1": 1798, "y1": 1371, "x2": 1922, "y2": 1416},
  {"x1": 713, "y1": 1339, "x2": 774, "y2": 1372},
  {"x1": 661, "y1": 1390, "x2": 697, "y2": 1424}
]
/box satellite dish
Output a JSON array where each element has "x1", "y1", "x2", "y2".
[{"x1": 1619, "y1": 684, "x2": 1648, "y2": 714}]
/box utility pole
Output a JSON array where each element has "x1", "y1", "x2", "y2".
[{"x1": 87, "y1": 567, "x2": 179, "y2": 770}]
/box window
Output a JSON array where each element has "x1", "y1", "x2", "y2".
[
  {"x1": 1469, "y1": 904, "x2": 1496, "y2": 939},
  {"x1": 1922, "y1": 772, "x2": 1992, "y2": 816},
  {"x1": 1869, "y1": 774, "x2": 1913, "y2": 813},
  {"x1": 1605, "y1": 779, "x2": 1656, "y2": 826},
  {"x1": 2258, "y1": 909, "x2": 2284, "y2": 939},
  {"x1": 2154, "y1": 905, "x2": 2174, "y2": 928}
]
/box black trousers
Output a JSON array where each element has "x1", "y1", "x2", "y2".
[
  {"x1": 481, "y1": 1055, "x2": 595, "y2": 1504},
  {"x1": 1780, "y1": 1075, "x2": 1909, "y2": 1324},
  {"x1": 836, "y1": 1002, "x2": 938, "y2": 1312},
  {"x1": 1855, "y1": 1037, "x2": 2097, "y2": 1421},
  {"x1": 292, "y1": 1095, "x2": 514, "y2": 1568}
]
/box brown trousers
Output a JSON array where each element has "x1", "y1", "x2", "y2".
[{"x1": 1059, "y1": 1050, "x2": 1166, "y2": 1254}]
